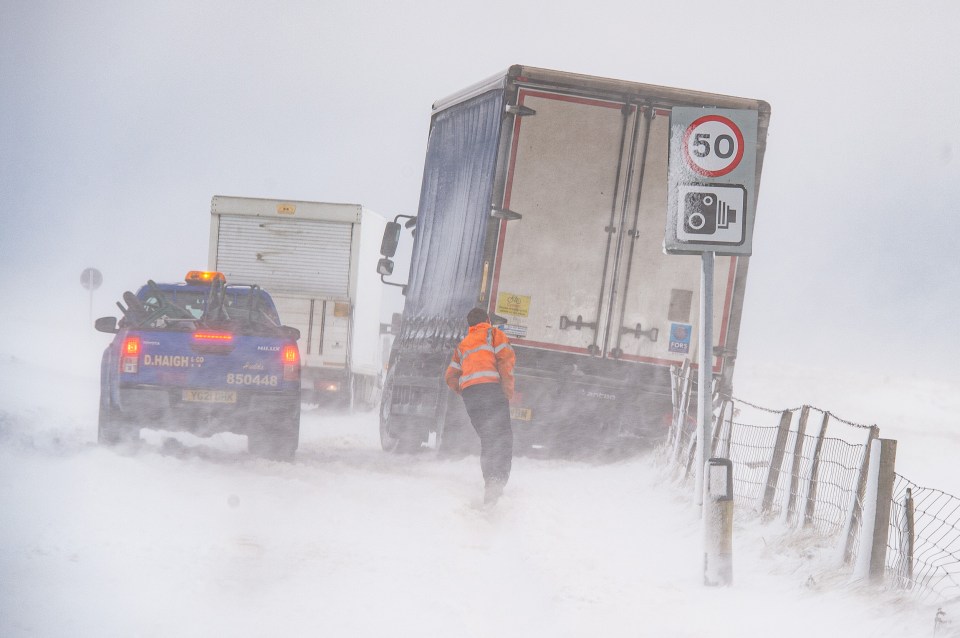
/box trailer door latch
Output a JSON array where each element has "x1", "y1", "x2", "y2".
[
  {"x1": 621, "y1": 323, "x2": 659, "y2": 342},
  {"x1": 558, "y1": 315, "x2": 597, "y2": 331}
]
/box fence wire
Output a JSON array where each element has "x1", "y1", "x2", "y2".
[
  {"x1": 706, "y1": 399, "x2": 870, "y2": 539},
  {"x1": 888, "y1": 475, "x2": 960, "y2": 603},
  {"x1": 664, "y1": 366, "x2": 960, "y2": 603}
]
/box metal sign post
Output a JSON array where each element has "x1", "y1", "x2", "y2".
[
  {"x1": 695, "y1": 251, "x2": 714, "y2": 506},
  {"x1": 81, "y1": 267, "x2": 103, "y2": 325}
]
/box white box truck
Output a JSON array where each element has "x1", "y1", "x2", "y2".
[
  {"x1": 376, "y1": 65, "x2": 770, "y2": 453},
  {"x1": 209, "y1": 195, "x2": 388, "y2": 407}
]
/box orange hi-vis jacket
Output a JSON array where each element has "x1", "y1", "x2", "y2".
[{"x1": 444, "y1": 322, "x2": 515, "y2": 400}]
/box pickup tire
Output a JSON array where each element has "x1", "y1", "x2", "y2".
[
  {"x1": 97, "y1": 390, "x2": 139, "y2": 446},
  {"x1": 247, "y1": 401, "x2": 300, "y2": 462}
]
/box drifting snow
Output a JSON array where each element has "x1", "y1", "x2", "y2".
[{"x1": 0, "y1": 352, "x2": 948, "y2": 637}]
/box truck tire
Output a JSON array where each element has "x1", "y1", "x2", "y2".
[
  {"x1": 97, "y1": 391, "x2": 138, "y2": 446},
  {"x1": 378, "y1": 379, "x2": 422, "y2": 454},
  {"x1": 248, "y1": 401, "x2": 300, "y2": 462}
]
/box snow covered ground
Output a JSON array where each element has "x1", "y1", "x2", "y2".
[{"x1": 0, "y1": 322, "x2": 954, "y2": 637}]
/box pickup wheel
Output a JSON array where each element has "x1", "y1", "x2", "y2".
[
  {"x1": 248, "y1": 401, "x2": 300, "y2": 462},
  {"x1": 97, "y1": 392, "x2": 139, "y2": 446}
]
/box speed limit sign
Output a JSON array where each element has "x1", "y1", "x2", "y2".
[
  {"x1": 682, "y1": 115, "x2": 744, "y2": 177},
  {"x1": 665, "y1": 107, "x2": 759, "y2": 256}
]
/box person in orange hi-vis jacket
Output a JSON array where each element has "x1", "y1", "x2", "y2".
[{"x1": 444, "y1": 307, "x2": 515, "y2": 505}]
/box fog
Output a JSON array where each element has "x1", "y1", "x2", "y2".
[
  {"x1": 2, "y1": 1, "x2": 960, "y2": 635},
  {"x1": 3, "y1": 1, "x2": 959, "y2": 387}
]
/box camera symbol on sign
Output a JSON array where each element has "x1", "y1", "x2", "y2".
[
  {"x1": 683, "y1": 192, "x2": 736, "y2": 235},
  {"x1": 676, "y1": 184, "x2": 747, "y2": 244}
]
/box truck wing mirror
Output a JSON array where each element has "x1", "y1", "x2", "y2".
[
  {"x1": 377, "y1": 258, "x2": 395, "y2": 276},
  {"x1": 95, "y1": 316, "x2": 118, "y2": 334},
  {"x1": 380, "y1": 222, "x2": 402, "y2": 257}
]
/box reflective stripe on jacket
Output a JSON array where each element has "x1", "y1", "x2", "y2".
[{"x1": 444, "y1": 322, "x2": 515, "y2": 400}]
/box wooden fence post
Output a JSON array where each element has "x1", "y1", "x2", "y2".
[
  {"x1": 803, "y1": 411, "x2": 831, "y2": 528},
  {"x1": 843, "y1": 425, "x2": 880, "y2": 564},
  {"x1": 785, "y1": 406, "x2": 810, "y2": 527},
  {"x1": 871, "y1": 438, "x2": 898, "y2": 582},
  {"x1": 761, "y1": 410, "x2": 793, "y2": 515},
  {"x1": 710, "y1": 399, "x2": 731, "y2": 459},
  {"x1": 897, "y1": 487, "x2": 915, "y2": 589},
  {"x1": 853, "y1": 438, "x2": 898, "y2": 582},
  {"x1": 673, "y1": 362, "x2": 694, "y2": 463}
]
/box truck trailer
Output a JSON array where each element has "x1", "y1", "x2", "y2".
[
  {"x1": 377, "y1": 65, "x2": 770, "y2": 454},
  {"x1": 209, "y1": 195, "x2": 387, "y2": 407}
]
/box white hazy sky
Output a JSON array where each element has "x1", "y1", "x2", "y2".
[{"x1": 2, "y1": 0, "x2": 958, "y2": 386}]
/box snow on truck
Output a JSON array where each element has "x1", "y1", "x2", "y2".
[
  {"x1": 95, "y1": 271, "x2": 302, "y2": 460},
  {"x1": 209, "y1": 195, "x2": 388, "y2": 407},
  {"x1": 377, "y1": 65, "x2": 770, "y2": 453}
]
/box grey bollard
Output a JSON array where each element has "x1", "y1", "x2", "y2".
[{"x1": 704, "y1": 457, "x2": 734, "y2": 586}]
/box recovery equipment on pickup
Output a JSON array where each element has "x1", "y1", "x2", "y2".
[{"x1": 94, "y1": 271, "x2": 302, "y2": 461}]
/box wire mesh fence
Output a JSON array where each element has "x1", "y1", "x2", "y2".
[
  {"x1": 666, "y1": 365, "x2": 960, "y2": 603},
  {"x1": 888, "y1": 475, "x2": 960, "y2": 603}
]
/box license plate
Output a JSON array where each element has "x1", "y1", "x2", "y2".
[
  {"x1": 182, "y1": 389, "x2": 237, "y2": 404},
  {"x1": 510, "y1": 407, "x2": 532, "y2": 421}
]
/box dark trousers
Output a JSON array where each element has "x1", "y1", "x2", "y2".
[{"x1": 461, "y1": 382, "x2": 513, "y2": 486}]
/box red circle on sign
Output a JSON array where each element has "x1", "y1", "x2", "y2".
[{"x1": 682, "y1": 115, "x2": 745, "y2": 177}]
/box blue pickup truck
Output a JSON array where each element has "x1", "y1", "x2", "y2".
[{"x1": 95, "y1": 271, "x2": 302, "y2": 460}]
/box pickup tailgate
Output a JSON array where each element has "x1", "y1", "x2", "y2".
[{"x1": 122, "y1": 330, "x2": 296, "y2": 393}]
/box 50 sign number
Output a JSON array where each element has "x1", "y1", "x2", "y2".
[
  {"x1": 691, "y1": 132, "x2": 735, "y2": 159},
  {"x1": 682, "y1": 115, "x2": 745, "y2": 177}
]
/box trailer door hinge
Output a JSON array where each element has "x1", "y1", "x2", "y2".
[
  {"x1": 505, "y1": 104, "x2": 536, "y2": 117},
  {"x1": 491, "y1": 206, "x2": 522, "y2": 221}
]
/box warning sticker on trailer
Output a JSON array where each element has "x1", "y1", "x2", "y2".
[
  {"x1": 669, "y1": 323, "x2": 692, "y2": 354},
  {"x1": 501, "y1": 324, "x2": 528, "y2": 339},
  {"x1": 496, "y1": 292, "x2": 530, "y2": 318}
]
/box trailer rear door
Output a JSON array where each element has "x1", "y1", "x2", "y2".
[
  {"x1": 214, "y1": 215, "x2": 354, "y2": 298},
  {"x1": 605, "y1": 109, "x2": 738, "y2": 371},
  {"x1": 489, "y1": 90, "x2": 739, "y2": 371},
  {"x1": 490, "y1": 89, "x2": 639, "y2": 355}
]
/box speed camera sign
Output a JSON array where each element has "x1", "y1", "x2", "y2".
[{"x1": 665, "y1": 107, "x2": 759, "y2": 256}]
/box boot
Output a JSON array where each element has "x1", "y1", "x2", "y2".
[{"x1": 484, "y1": 481, "x2": 504, "y2": 505}]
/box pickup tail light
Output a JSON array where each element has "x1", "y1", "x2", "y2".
[
  {"x1": 120, "y1": 336, "x2": 141, "y2": 374},
  {"x1": 282, "y1": 344, "x2": 300, "y2": 381}
]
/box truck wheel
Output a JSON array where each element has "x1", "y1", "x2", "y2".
[
  {"x1": 248, "y1": 402, "x2": 300, "y2": 462},
  {"x1": 97, "y1": 392, "x2": 138, "y2": 446},
  {"x1": 378, "y1": 376, "x2": 398, "y2": 451},
  {"x1": 378, "y1": 381, "x2": 422, "y2": 453},
  {"x1": 379, "y1": 384, "x2": 402, "y2": 452}
]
